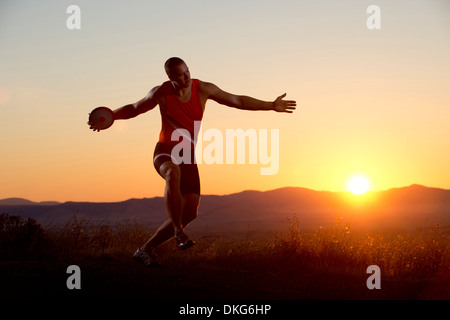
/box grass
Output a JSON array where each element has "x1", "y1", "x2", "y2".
[{"x1": 1, "y1": 212, "x2": 449, "y2": 300}]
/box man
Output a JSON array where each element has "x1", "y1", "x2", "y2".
[{"x1": 89, "y1": 57, "x2": 296, "y2": 267}]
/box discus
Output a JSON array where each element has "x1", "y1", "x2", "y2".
[{"x1": 88, "y1": 106, "x2": 114, "y2": 131}]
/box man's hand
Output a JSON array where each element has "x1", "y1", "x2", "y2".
[
  {"x1": 273, "y1": 93, "x2": 296, "y2": 113},
  {"x1": 88, "y1": 120, "x2": 102, "y2": 132}
]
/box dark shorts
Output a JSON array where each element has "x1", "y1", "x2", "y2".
[{"x1": 153, "y1": 142, "x2": 200, "y2": 195}]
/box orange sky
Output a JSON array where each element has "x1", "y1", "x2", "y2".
[{"x1": 1, "y1": 1, "x2": 449, "y2": 202}]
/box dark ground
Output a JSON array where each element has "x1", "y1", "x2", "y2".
[
  {"x1": 1, "y1": 249, "x2": 448, "y2": 319},
  {"x1": 1, "y1": 212, "x2": 448, "y2": 317},
  {"x1": 1, "y1": 250, "x2": 448, "y2": 301}
]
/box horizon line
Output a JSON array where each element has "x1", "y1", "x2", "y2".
[{"x1": 1, "y1": 184, "x2": 448, "y2": 204}]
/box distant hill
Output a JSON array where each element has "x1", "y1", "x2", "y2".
[
  {"x1": 0, "y1": 198, "x2": 60, "y2": 206},
  {"x1": 1, "y1": 185, "x2": 449, "y2": 233}
]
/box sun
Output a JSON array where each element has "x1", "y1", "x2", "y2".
[{"x1": 347, "y1": 175, "x2": 371, "y2": 195}]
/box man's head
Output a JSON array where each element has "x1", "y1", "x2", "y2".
[{"x1": 165, "y1": 57, "x2": 191, "y2": 89}]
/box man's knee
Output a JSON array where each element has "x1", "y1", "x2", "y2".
[{"x1": 160, "y1": 162, "x2": 181, "y2": 185}]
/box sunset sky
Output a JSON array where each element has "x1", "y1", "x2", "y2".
[{"x1": 1, "y1": 0, "x2": 449, "y2": 202}]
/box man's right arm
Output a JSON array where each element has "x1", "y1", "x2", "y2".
[{"x1": 113, "y1": 86, "x2": 160, "y2": 120}]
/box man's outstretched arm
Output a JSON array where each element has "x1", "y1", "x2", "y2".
[
  {"x1": 113, "y1": 86, "x2": 160, "y2": 120},
  {"x1": 202, "y1": 82, "x2": 296, "y2": 113}
]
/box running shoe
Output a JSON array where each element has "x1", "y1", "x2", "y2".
[
  {"x1": 133, "y1": 248, "x2": 160, "y2": 267},
  {"x1": 174, "y1": 230, "x2": 195, "y2": 250}
]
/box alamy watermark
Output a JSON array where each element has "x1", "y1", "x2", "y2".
[
  {"x1": 366, "y1": 265, "x2": 381, "y2": 289},
  {"x1": 367, "y1": 5, "x2": 381, "y2": 30},
  {"x1": 66, "y1": 265, "x2": 81, "y2": 289},
  {"x1": 170, "y1": 122, "x2": 279, "y2": 175},
  {"x1": 67, "y1": 4, "x2": 381, "y2": 30},
  {"x1": 66, "y1": 5, "x2": 81, "y2": 30}
]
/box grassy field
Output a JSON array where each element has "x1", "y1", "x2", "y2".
[{"x1": 1, "y1": 213, "x2": 449, "y2": 301}]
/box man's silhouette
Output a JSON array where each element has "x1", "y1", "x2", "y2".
[{"x1": 89, "y1": 57, "x2": 296, "y2": 266}]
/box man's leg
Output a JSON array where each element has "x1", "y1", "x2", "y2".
[
  {"x1": 140, "y1": 193, "x2": 200, "y2": 252},
  {"x1": 160, "y1": 161, "x2": 184, "y2": 233},
  {"x1": 140, "y1": 161, "x2": 183, "y2": 252},
  {"x1": 181, "y1": 194, "x2": 200, "y2": 224}
]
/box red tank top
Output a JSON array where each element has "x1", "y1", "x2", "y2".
[{"x1": 159, "y1": 79, "x2": 204, "y2": 148}]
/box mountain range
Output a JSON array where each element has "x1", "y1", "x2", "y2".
[{"x1": 1, "y1": 185, "x2": 449, "y2": 234}]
